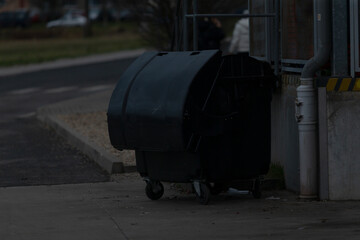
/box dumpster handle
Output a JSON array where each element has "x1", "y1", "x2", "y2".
[{"x1": 186, "y1": 59, "x2": 225, "y2": 152}]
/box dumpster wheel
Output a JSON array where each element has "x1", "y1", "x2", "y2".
[
  {"x1": 145, "y1": 180, "x2": 164, "y2": 200},
  {"x1": 194, "y1": 182, "x2": 210, "y2": 205}
]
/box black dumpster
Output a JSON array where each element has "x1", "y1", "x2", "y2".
[{"x1": 108, "y1": 50, "x2": 274, "y2": 204}]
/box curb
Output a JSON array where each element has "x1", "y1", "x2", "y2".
[{"x1": 37, "y1": 114, "x2": 136, "y2": 174}]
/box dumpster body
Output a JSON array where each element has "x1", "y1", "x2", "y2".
[{"x1": 108, "y1": 50, "x2": 274, "y2": 204}]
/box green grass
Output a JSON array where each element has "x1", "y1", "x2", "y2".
[
  {"x1": 0, "y1": 22, "x2": 147, "y2": 67},
  {"x1": 0, "y1": 35, "x2": 145, "y2": 66}
]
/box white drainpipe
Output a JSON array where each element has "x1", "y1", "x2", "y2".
[{"x1": 296, "y1": 0, "x2": 331, "y2": 198}]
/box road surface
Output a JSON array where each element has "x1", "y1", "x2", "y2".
[{"x1": 0, "y1": 58, "x2": 135, "y2": 187}]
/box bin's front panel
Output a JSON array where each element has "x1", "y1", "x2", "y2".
[
  {"x1": 108, "y1": 51, "x2": 159, "y2": 150},
  {"x1": 135, "y1": 150, "x2": 201, "y2": 182},
  {"x1": 108, "y1": 50, "x2": 221, "y2": 152}
]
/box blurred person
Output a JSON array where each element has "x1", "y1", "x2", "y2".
[
  {"x1": 229, "y1": 9, "x2": 249, "y2": 54},
  {"x1": 198, "y1": 17, "x2": 225, "y2": 50}
]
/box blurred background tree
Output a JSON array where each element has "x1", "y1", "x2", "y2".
[
  {"x1": 124, "y1": 0, "x2": 248, "y2": 50},
  {"x1": 0, "y1": 0, "x2": 249, "y2": 66},
  {"x1": 123, "y1": 0, "x2": 174, "y2": 50}
]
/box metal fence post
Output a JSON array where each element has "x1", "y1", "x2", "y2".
[
  {"x1": 183, "y1": 0, "x2": 188, "y2": 51},
  {"x1": 193, "y1": 0, "x2": 199, "y2": 50},
  {"x1": 274, "y1": 0, "x2": 280, "y2": 76}
]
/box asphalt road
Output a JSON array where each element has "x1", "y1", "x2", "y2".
[{"x1": 0, "y1": 58, "x2": 135, "y2": 187}]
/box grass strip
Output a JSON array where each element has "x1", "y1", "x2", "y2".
[{"x1": 0, "y1": 34, "x2": 145, "y2": 66}]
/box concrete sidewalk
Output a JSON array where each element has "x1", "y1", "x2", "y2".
[{"x1": 1, "y1": 175, "x2": 360, "y2": 240}]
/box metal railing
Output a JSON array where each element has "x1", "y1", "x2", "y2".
[{"x1": 181, "y1": 0, "x2": 280, "y2": 76}]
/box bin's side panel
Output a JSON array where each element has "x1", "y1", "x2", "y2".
[
  {"x1": 201, "y1": 86, "x2": 272, "y2": 181},
  {"x1": 107, "y1": 52, "x2": 159, "y2": 150},
  {"x1": 199, "y1": 55, "x2": 273, "y2": 182},
  {"x1": 124, "y1": 50, "x2": 221, "y2": 152}
]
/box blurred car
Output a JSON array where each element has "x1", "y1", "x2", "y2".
[
  {"x1": 118, "y1": 9, "x2": 133, "y2": 21},
  {"x1": 89, "y1": 8, "x2": 101, "y2": 21},
  {"x1": 46, "y1": 10, "x2": 86, "y2": 28},
  {"x1": 29, "y1": 7, "x2": 42, "y2": 23},
  {"x1": 0, "y1": 10, "x2": 30, "y2": 28}
]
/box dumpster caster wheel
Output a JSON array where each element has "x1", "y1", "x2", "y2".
[
  {"x1": 145, "y1": 181, "x2": 164, "y2": 200},
  {"x1": 252, "y1": 178, "x2": 261, "y2": 199},
  {"x1": 194, "y1": 182, "x2": 210, "y2": 205}
]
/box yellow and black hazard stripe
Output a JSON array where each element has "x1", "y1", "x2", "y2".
[{"x1": 317, "y1": 77, "x2": 360, "y2": 91}]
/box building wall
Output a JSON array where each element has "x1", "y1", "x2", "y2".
[
  {"x1": 327, "y1": 92, "x2": 360, "y2": 200},
  {"x1": 271, "y1": 75, "x2": 300, "y2": 192},
  {"x1": 272, "y1": 79, "x2": 360, "y2": 199}
]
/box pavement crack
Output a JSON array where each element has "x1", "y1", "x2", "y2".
[{"x1": 93, "y1": 198, "x2": 130, "y2": 240}]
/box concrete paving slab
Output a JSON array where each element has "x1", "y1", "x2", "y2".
[
  {"x1": 1, "y1": 176, "x2": 360, "y2": 240},
  {"x1": 0, "y1": 183, "x2": 128, "y2": 240}
]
